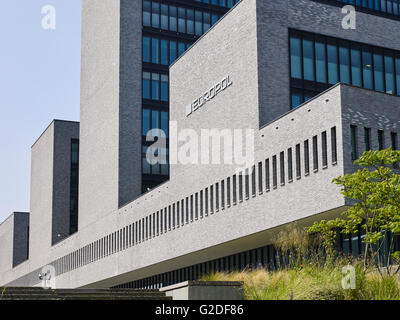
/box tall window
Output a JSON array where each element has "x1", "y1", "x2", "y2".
[
  {"x1": 378, "y1": 130, "x2": 385, "y2": 150},
  {"x1": 304, "y1": 140, "x2": 310, "y2": 175},
  {"x1": 364, "y1": 127, "x2": 371, "y2": 151},
  {"x1": 70, "y1": 139, "x2": 79, "y2": 235},
  {"x1": 331, "y1": 127, "x2": 337, "y2": 164},
  {"x1": 351, "y1": 125, "x2": 358, "y2": 161},
  {"x1": 272, "y1": 156, "x2": 278, "y2": 189},
  {"x1": 288, "y1": 148, "x2": 293, "y2": 182},
  {"x1": 391, "y1": 132, "x2": 398, "y2": 150},
  {"x1": 295, "y1": 144, "x2": 301, "y2": 179},
  {"x1": 322, "y1": 131, "x2": 328, "y2": 168},
  {"x1": 313, "y1": 135, "x2": 319, "y2": 171},
  {"x1": 280, "y1": 152, "x2": 285, "y2": 185}
]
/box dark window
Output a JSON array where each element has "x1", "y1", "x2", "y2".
[
  {"x1": 205, "y1": 188, "x2": 209, "y2": 215},
  {"x1": 233, "y1": 175, "x2": 237, "y2": 205},
  {"x1": 313, "y1": 135, "x2": 319, "y2": 171},
  {"x1": 288, "y1": 148, "x2": 293, "y2": 182},
  {"x1": 176, "y1": 202, "x2": 180, "y2": 226},
  {"x1": 215, "y1": 183, "x2": 219, "y2": 211},
  {"x1": 245, "y1": 169, "x2": 250, "y2": 199},
  {"x1": 378, "y1": 130, "x2": 385, "y2": 150},
  {"x1": 331, "y1": 127, "x2": 337, "y2": 164},
  {"x1": 391, "y1": 132, "x2": 398, "y2": 150},
  {"x1": 186, "y1": 197, "x2": 189, "y2": 222},
  {"x1": 258, "y1": 162, "x2": 263, "y2": 194},
  {"x1": 221, "y1": 180, "x2": 225, "y2": 209},
  {"x1": 265, "y1": 159, "x2": 270, "y2": 191},
  {"x1": 200, "y1": 191, "x2": 203, "y2": 218},
  {"x1": 304, "y1": 140, "x2": 310, "y2": 175},
  {"x1": 239, "y1": 172, "x2": 243, "y2": 202},
  {"x1": 168, "y1": 206, "x2": 172, "y2": 230},
  {"x1": 251, "y1": 165, "x2": 256, "y2": 197},
  {"x1": 172, "y1": 204, "x2": 175, "y2": 228},
  {"x1": 280, "y1": 152, "x2": 285, "y2": 185},
  {"x1": 322, "y1": 131, "x2": 328, "y2": 168},
  {"x1": 365, "y1": 127, "x2": 371, "y2": 151},
  {"x1": 296, "y1": 144, "x2": 301, "y2": 179},
  {"x1": 351, "y1": 125, "x2": 358, "y2": 161},
  {"x1": 272, "y1": 156, "x2": 278, "y2": 189},
  {"x1": 210, "y1": 185, "x2": 214, "y2": 213},
  {"x1": 69, "y1": 139, "x2": 79, "y2": 235},
  {"x1": 181, "y1": 200, "x2": 185, "y2": 225},
  {"x1": 195, "y1": 193, "x2": 199, "y2": 219},
  {"x1": 190, "y1": 195, "x2": 194, "y2": 221},
  {"x1": 227, "y1": 177, "x2": 231, "y2": 206}
]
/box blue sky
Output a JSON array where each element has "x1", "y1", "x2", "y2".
[{"x1": 0, "y1": 0, "x2": 81, "y2": 223}]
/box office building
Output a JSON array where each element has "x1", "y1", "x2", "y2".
[{"x1": 0, "y1": 0, "x2": 399, "y2": 289}]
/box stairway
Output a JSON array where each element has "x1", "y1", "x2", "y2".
[{"x1": 0, "y1": 287, "x2": 172, "y2": 300}]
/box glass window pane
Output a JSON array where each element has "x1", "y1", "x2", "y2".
[
  {"x1": 187, "y1": 9, "x2": 194, "y2": 34},
  {"x1": 161, "y1": 4, "x2": 168, "y2": 30},
  {"x1": 327, "y1": 44, "x2": 338, "y2": 84},
  {"x1": 339, "y1": 46, "x2": 350, "y2": 84},
  {"x1": 374, "y1": 53, "x2": 384, "y2": 92},
  {"x1": 152, "y1": 38, "x2": 159, "y2": 64},
  {"x1": 178, "y1": 8, "x2": 186, "y2": 33},
  {"x1": 143, "y1": 1, "x2": 151, "y2": 27},
  {"x1": 178, "y1": 42, "x2": 186, "y2": 57},
  {"x1": 152, "y1": 110, "x2": 159, "y2": 130},
  {"x1": 142, "y1": 109, "x2": 150, "y2": 136},
  {"x1": 384, "y1": 55, "x2": 395, "y2": 94},
  {"x1": 291, "y1": 91, "x2": 302, "y2": 109},
  {"x1": 351, "y1": 48, "x2": 361, "y2": 87},
  {"x1": 204, "y1": 12, "x2": 211, "y2": 32},
  {"x1": 161, "y1": 111, "x2": 168, "y2": 137},
  {"x1": 303, "y1": 39, "x2": 314, "y2": 81},
  {"x1": 161, "y1": 74, "x2": 168, "y2": 102},
  {"x1": 396, "y1": 57, "x2": 400, "y2": 96},
  {"x1": 195, "y1": 10, "x2": 203, "y2": 36},
  {"x1": 151, "y1": 73, "x2": 160, "y2": 100},
  {"x1": 143, "y1": 146, "x2": 150, "y2": 174},
  {"x1": 169, "y1": 41, "x2": 177, "y2": 64},
  {"x1": 143, "y1": 36, "x2": 150, "y2": 63},
  {"x1": 290, "y1": 37, "x2": 302, "y2": 79},
  {"x1": 362, "y1": 50, "x2": 373, "y2": 89},
  {"x1": 151, "y1": 2, "x2": 160, "y2": 28},
  {"x1": 142, "y1": 72, "x2": 150, "y2": 99},
  {"x1": 161, "y1": 40, "x2": 168, "y2": 65},
  {"x1": 315, "y1": 41, "x2": 326, "y2": 83},
  {"x1": 169, "y1": 6, "x2": 177, "y2": 32}
]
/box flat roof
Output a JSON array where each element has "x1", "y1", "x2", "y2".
[{"x1": 31, "y1": 119, "x2": 80, "y2": 149}]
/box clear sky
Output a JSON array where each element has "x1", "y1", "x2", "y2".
[{"x1": 0, "y1": 0, "x2": 81, "y2": 223}]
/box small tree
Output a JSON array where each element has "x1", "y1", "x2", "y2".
[{"x1": 308, "y1": 149, "x2": 400, "y2": 275}]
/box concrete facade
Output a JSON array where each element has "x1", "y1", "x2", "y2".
[
  {"x1": 0, "y1": 212, "x2": 29, "y2": 285},
  {"x1": 29, "y1": 120, "x2": 79, "y2": 272},
  {"x1": 1, "y1": 0, "x2": 399, "y2": 289},
  {"x1": 79, "y1": 0, "x2": 142, "y2": 231}
]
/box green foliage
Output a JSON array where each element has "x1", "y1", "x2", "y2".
[
  {"x1": 308, "y1": 149, "x2": 400, "y2": 274},
  {"x1": 202, "y1": 262, "x2": 400, "y2": 300}
]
